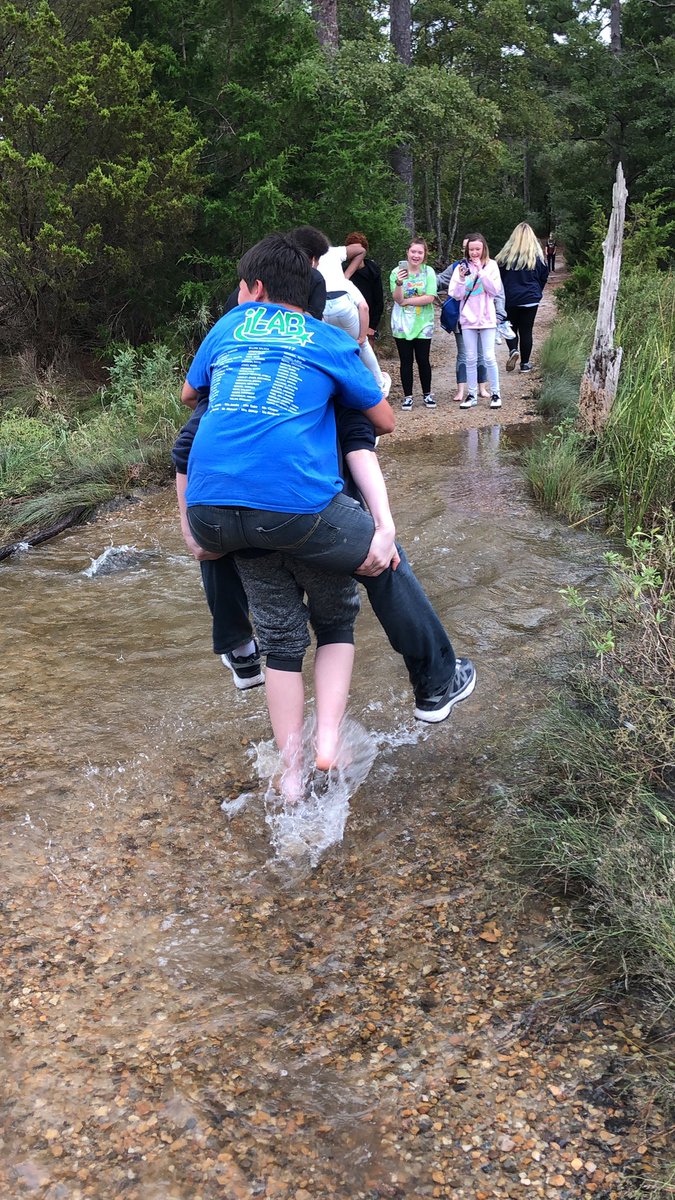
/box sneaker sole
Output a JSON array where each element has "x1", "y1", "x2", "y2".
[
  {"x1": 414, "y1": 670, "x2": 477, "y2": 723},
  {"x1": 506, "y1": 354, "x2": 519, "y2": 372},
  {"x1": 221, "y1": 654, "x2": 265, "y2": 690}
]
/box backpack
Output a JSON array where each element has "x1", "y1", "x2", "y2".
[{"x1": 440, "y1": 295, "x2": 461, "y2": 334}]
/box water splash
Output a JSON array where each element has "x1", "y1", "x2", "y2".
[
  {"x1": 83, "y1": 544, "x2": 154, "y2": 577},
  {"x1": 255, "y1": 717, "x2": 377, "y2": 867}
]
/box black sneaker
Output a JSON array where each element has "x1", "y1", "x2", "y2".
[
  {"x1": 221, "y1": 645, "x2": 264, "y2": 690},
  {"x1": 414, "y1": 657, "x2": 477, "y2": 723},
  {"x1": 401, "y1": 396, "x2": 413, "y2": 410},
  {"x1": 423, "y1": 393, "x2": 436, "y2": 408}
]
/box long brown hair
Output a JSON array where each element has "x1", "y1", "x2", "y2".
[{"x1": 464, "y1": 232, "x2": 489, "y2": 266}]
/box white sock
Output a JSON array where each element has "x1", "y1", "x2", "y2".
[{"x1": 232, "y1": 639, "x2": 256, "y2": 658}]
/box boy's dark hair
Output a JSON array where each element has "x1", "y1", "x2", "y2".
[
  {"x1": 289, "y1": 225, "x2": 330, "y2": 262},
  {"x1": 238, "y1": 234, "x2": 312, "y2": 310}
]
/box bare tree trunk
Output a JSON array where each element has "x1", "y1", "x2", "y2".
[
  {"x1": 578, "y1": 163, "x2": 628, "y2": 435},
  {"x1": 433, "y1": 154, "x2": 442, "y2": 258},
  {"x1": 447, "y1": 160, "x2": 465, "y2": 253},
  {"x1": 390, "y1": 0, "x2": 414, "y2": 232},
  {"x1": 523, "y1": 141, "x2": 530, "y2": 209},
  {"x1": 390, "y1": 0, "x2": 411, "y2": 63},
  {"x1": 610, "y1": 0, "x2": 622, "y2": 56},
  {"x1": 422, "y1": 167, "x2": 432, "y2": 235},
  {"x1": 311, "y1": 0, "x2": 339, "y2": 54}
]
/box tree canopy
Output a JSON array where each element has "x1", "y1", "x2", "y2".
[{"x1": 0, "y1": 0, "x2": 672, "y2": 351}]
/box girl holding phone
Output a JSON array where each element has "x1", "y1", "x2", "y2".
[
  {"x1": 389, "y1": 237, "x2": 437, "y2": 410},
  {"x1": 448, "y1": 232, "x2": 502, "y2": 409}
]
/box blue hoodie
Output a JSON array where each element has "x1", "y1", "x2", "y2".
[{"x1": 498, "y1": 260, "x2": 549, "y2": 307}]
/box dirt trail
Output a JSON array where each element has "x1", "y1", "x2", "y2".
[{"x1": 380, "y1": 266, "x2": 565, "y2": 440}]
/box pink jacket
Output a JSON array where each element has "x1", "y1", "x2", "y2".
[{"x1": 449, "y1": 259, "x2": 501, "y2": 329}]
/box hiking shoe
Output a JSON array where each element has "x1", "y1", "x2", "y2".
[
  {"x1": 414, "y1": 658, "x2": 477, "y2": 723},
  {"x1": 459, "y1": 394, "x2": 477, "y2": 409},
  {"x1": 506, "y1": 349, "x2": 519, "y2": 372},
  {"x1": 490, "y1": 394, "x2": 502, "y2": 408},
  {"x1": 401, "y1": 396, "x2": 413, "y2": 410},
  {"x1": 381, "y1": 371, "x2": 392, "y2": 399},
  {"x1": 423, "y1": 393, "x2": 436, "y2": 408},
  {"x1": 520, "y1": 362, "x2": 533, "y2": 372},
  {"x1": 221, "y1": 645, "x2": 264, "y2": 690}
]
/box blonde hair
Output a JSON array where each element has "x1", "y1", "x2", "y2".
[{"x1": 496, "y1": 222, "x2": 546, "y2": 271}]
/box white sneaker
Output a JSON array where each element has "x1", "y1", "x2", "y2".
[
  {"x1": 380, "y1": 371, "x2": 392, "y2": 399},
  {"x1": 490, "y1": 394, "x2": 502, "y2": 408},
  {"x1": 459, "y1": 394, "x2": 477, "y2": 409},
  {"x1": 423, "y1": 393, "x2": 436, "y2": 408},
  {"x1": 401, "y1": 396, "x2": 413, "y2": 410}
]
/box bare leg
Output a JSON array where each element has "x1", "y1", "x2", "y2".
[
  {"x1": 314, "y1": 643, "x2": 355, "y2": 770},
  {"x1": 265, "y1": 667, "x2": 305, "y2": 798}
]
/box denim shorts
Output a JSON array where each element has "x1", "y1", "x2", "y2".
[{"x1": 188, "y1": 492, "x2": 375, "y2": 575}]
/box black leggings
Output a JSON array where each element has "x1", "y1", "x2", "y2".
[
  {"x1": 505, "y1": 305, "x2": 539, "y2": 367},
  {"x1": 394, "y1": 337, "x2": 432, "y2": 396}
]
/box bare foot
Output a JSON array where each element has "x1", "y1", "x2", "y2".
[
  {"x1": 478, "y1": 388, "x2": 490, "y2": 399},
  {"x1": 452, "y1": 391, "x2": 464, "y2": 403}
]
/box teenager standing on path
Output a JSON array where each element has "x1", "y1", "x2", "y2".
[
  {"x1": 545, "y1": 233, "x2": 557, "y2": 272},
  {"x1": 448, "y1": 232, "x2": 502, "y2": 410},
  {"x1": 390, "y1": 237, "x2": 437, "y2": 411},
  {"x1": 496, "y1": 222, "x2": 549, "y2": 374}
]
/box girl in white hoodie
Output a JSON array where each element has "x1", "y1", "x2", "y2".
[{"x1": 449, "y1": 232, "x2": 502, "y2": 409}]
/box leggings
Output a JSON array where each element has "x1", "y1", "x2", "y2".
[
  {"x1": 394, "y1": 337, "x2": 432, "y2": 396},
  {"x1": 462, "y1": 326, "x2": 500, "y2": 396},
  {"x1": 505, "y1": 305, "x2": 539, "y2": 367}
]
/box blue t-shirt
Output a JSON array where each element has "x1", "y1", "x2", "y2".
[{"x1": 185, "y1": 303, "x2": 382, "y2": 512}]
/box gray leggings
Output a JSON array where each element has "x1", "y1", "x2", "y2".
[{"x1": 234, "y1": 552, "x2": 359, "y2": 671}]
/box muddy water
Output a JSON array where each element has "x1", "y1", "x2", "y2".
[{"x1": 1, "y1": 427, "x2": 662, "y2": 1199}]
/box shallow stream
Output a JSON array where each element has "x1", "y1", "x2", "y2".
[{"x1": 2, "y1": 427, "x2": 664, "y2": 1199}]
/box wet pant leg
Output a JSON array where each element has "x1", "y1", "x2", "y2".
[
  {"x1": 357, "y1": 544, "x2": 456, "y2": 700},
  {"x1": 199, "y1": 555, "x2": 253, "y2": 656}
]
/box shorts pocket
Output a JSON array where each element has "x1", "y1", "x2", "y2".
[{"x1": 254, "y1": 511, "x2": 335, "y2": 552}]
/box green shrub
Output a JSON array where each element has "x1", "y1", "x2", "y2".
[
  {"x1": 536, "y1": 310, "x2": 594, "y2": 424},
  {"x1": 502, "y1": 515, "x2": 675, "y2": 1006},
  {"x1": 522, "y1": 425, "x2": 615, "y2": 522},
  {"x1": 0, "y1": 410, "x2": 65, "y2": 497}
]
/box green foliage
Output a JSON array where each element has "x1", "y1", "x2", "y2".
[
  {"x1": 0, "y1": 0, "x2": 204, "y2": 354},
  {"x1": 536, "y1": 310, "x2": 594, "y2": 423},
  {"x1": 522, "y1": 424, "x2": 615, "y2": 522},
  {"x1": 604, "y1": 273, "x2": 675, "y2": 539},
  {"x1": 502, "y1": 516, "x2": 675, "y2": 1007},
  {"x1": 0, "y1": 340, "x2": 185, "y2": 539}
]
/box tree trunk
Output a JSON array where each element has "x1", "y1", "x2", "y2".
[
  {"x1": 447, "y1": 160, "x2": 465, "y2": 253},
  {"x1": 610, "y1": 0, "x2": 621, "y2": 56},
  {"x1": 578, "y1": 163, "x2": 628, "y2": 435},
  {"x1": 433, "y1": 154, "x2": 443, "y2": 258},
  {"x1": 390, "y1": 0, "x2": 414, "y2": 232},
  {"x1": 390, "y1": 0, "x2": 411, "y2": 63},
  {"x1": 311, "y1": 0, "x2": 339, "y2": 54}
]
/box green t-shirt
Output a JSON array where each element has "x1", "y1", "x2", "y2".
[{"x1": 389, "y1": 264, "x2": 437, "y2": 340}]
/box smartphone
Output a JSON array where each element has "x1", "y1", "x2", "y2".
[{"x1": 397, "y1": 259, "x2": 409, "y2": 274}]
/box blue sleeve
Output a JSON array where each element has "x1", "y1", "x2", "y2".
[
  {"x1": 171, "y1": 395, "x2": 208, "y2": 472},
  {"x1": 186, "y1": 328, "x2": 220, "y2": 391},
  {"x1": 327, "y1": 337, "x2": 383, "y2": 411}
]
